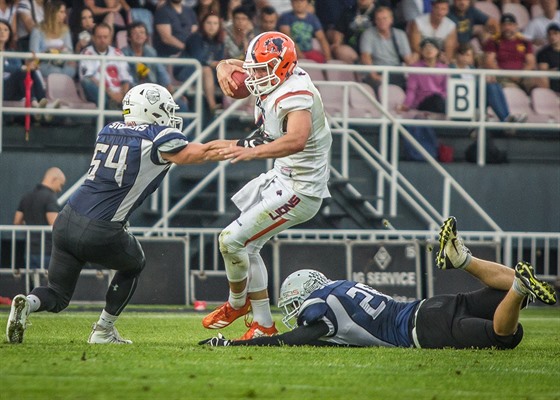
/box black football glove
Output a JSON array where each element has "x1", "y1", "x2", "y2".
[
  {"x1": 236, "y1": 128, "x2": 274, "y2": 148},
  {"x1": 198, "y1": 332, "x2": 231, "y2": 346}
]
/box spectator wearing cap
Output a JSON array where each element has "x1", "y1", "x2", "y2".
[
  {"x1": 524, "y1": 0, "x2": 560, "y2": 46},
  {"x1": 483, "y1": 13, "x2": 536, "y2": 93},
  {"x1": 360, "y1": 6, "x2": 416, "y2": 91},
  {"x1": 536, "y1": 23, "x2": 560, "y2": 93},
  {"x1": 408, "y1": 0, "x2": 458, "y2": 63},
  {"x1": 451, "y1": 43, "x2": 527, "y2": 123},
  {"x1": 398, "y1": 37, "x2": 448, "y2": 114},
  {"x1": 447, "y1": 0, "x2": 499, "y2": 47}
]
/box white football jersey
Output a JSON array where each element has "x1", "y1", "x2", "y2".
[
  {"x1": 79, "y1": 45, "x2": 133, "y2": 94},
  {"x1": 254, "y1": 67, "x2": 332, "y2": 198}
]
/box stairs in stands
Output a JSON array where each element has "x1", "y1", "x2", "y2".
[{"x1": 133, "y1": 159, "x2": 388, "y2": 229}]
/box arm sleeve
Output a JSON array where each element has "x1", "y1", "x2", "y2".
[
  {"x1": 276, "y1": 92, "x2": 314, "y2": 123},
  {"x1": 229, "y1": 322, "x2": 332, "y2": 346}
]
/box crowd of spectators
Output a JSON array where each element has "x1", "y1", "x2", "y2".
[{"x1": 0, "y1": 0, "x2": 558, "y2": 118}]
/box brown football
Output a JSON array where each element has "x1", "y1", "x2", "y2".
[{"x1": 228, "y1": 70, "x2": 250, "y2": 99}]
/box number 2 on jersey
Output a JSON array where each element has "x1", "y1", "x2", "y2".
[
  {"x1": 87, "y1": 143, "x2": 129, "y2": 187},
  {"x1": 346, "y1": 283, "x2": 387, "y2": 320}
]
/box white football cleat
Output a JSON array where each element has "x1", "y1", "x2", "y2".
[
  {"x1": 6, "y1": 294, "x2": 31, "y2": 344},
  {"x1": 87, "y1": 323, "x2": 132, "y2": 344}
]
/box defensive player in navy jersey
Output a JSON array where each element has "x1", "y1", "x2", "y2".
[
  {"x1": 200, "y1": 217, "x2": 557, "y2": 349},
  {"x1": 6, "y1": 83, "x2": 225, "y2": 344}
]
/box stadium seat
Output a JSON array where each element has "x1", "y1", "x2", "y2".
[
  {"x1": 474, "y1": 1, "x2": 501, "y2": 21},
  {"x1": 46, "y1": 73, "x2": 96, "y2": 109},
  {"x1": 530, "y1": 87, "x2": 560, "y2": 123},
  {"x1": 115, "y1": 30, "x2": 128, "y2": 50},
  {"x1": 130, "y1": 8, "x2": 154, "y2": 36},
  {"x1": 349, "y1": 83, "x2": 382, "y2": 118},
  {"x1": 502, "y1": 3, "x2": 530, "y2": 30},
  {"x1": 324, "y1": 59, "x2": 357, "y2": 82},
  {"x1": 299, "y1": 59, "x2": 326, "y2": 81},
  {"x1": 530, "y1": 4, "x2": 544, "y2": 18},
  {"x1": 314, "y1": 81, "x2": 345, "y2": 117},
  {"x1": 112, "y1": 11, "x2": 127, "y2": 29},
  {"x1": 384, "y1": 84, "x2": 407, "y2": 115},
  {"x1": 502, "y1": 86, "x2": 549, "y2": 122}
]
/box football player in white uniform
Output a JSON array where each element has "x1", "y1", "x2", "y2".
[
  {"x1": 202, "y1": 31, "x2": 333, "y2": 339},
  {"x1": 200, "y1": 217, "x2": 557, "y2": 348}
]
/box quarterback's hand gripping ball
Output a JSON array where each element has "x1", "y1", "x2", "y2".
[{"x1": 228, "y1": 71, "x2": 250, "y2": 99}]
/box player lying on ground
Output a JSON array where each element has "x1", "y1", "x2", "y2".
[{"x1": 200, "y1": 217, "x2": 557, "y2": 349}]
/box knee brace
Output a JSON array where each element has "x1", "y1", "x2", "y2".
[{"x1": 219, "y1": 230, "x2": 249, "y2": 283}]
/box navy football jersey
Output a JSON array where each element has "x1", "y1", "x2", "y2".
[
  {"x1": 68, "y1": 122, "x2": 187, "y2": 222},
  {"x1": 297, "y1": 280, "x2": 421, "y2": 347}
]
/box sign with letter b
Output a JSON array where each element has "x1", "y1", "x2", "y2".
[{"x1": 447, "y1": 78, "x2": 475, "y2": 119}]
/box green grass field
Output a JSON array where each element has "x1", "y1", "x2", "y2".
[{"x1": 1, "y1": 306, "x2": 559, "y2": 400}]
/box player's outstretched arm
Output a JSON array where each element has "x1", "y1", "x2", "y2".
[
  {"x1": 199, "y1": 321, "x2": 332, "y2": 347},
  {"x1": 219, "y1": 110, "x2": 312, "y2": 163},
  {"x1": 162, "y1": 142, "x2": 230, "y2": 164}
]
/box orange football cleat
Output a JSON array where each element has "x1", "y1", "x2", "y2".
[
  {"x1": 238, "y1": 321, "x2": 278, "y2": 340},
  {"x1": 202, "y1": 300, "x2": 251, "y2": 329}
]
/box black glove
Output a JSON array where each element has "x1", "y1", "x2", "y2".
[
  {"x1": 236, "y1": 128, "x2": 274, "y2": 148},
  {"x1": 198, "y1": 332, "x2": 231, "y2": 346}
]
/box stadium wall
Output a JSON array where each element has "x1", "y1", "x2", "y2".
[{"x1": 0, "y1": 151, "x2": 558, "y2": 232}]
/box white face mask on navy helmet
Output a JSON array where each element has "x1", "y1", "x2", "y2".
[
  {"x1": 122, "y1": 83, "x2": 182, "y2": 131},
  {"x1": 277, "y1": 269, "x2": 331, "y2": 329}
]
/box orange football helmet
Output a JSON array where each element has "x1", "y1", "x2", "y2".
[{"x1": 243, "y1": 31, "x2": 298, "y2": 96}]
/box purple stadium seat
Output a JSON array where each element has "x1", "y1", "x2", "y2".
[
  {"x1": 324, "y1": 59, "x2": 357, "y2": 82},
  {"x1": 46, "y1": 73, "x2": 96, "y2": 109},
  {"x1": 474, "y1": 1, "x2": 501, "y2": 21},
  {"x1": 349, "y1": 83, "x2": 382, "y2": 118},
  {"x1": 503, "y1": 86, "x2": 549, "y2": 122},
  {"x1": 502, "y1": 3, "x2": 530, "y2": 30},
  {"x1": 530, "y1": 87, "x2": 560, "y2": 123}
]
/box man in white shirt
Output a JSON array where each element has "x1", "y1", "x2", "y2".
[
  {"x1": 79, "y1": 22, "x2": 133, "y2": 109},
  {"x1": 524, "y1": 0, "x2": 560, "y2": 46},
  {"x1": 407, "y1": 0, "x2": 458, "y2": 63}
]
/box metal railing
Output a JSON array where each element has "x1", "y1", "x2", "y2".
[
  {"x1": 0, "y1": 51, "x2": 205, "y2": 152},
  {"x1": 2, "y1": 56, "x2": 559, "y2": 234},
  {"x1": 1, "y1": 225, "x2": 557, "y2": 302}
]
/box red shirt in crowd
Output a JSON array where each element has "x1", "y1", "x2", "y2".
[{"x1": 483, "y1": 34, "x2": 533, "y2": 70}]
